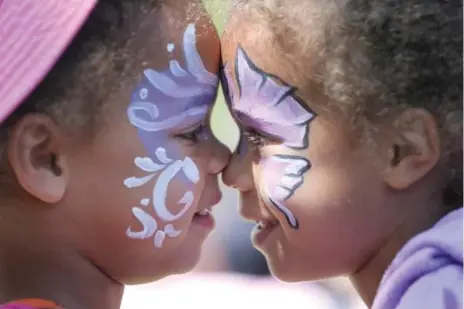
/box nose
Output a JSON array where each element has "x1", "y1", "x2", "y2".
[
  {"x1": 222, "y1": 147, "x2": 254, "y2": 191},
  {"x1": 207, "y1": 134, "x2": 231, "y2": 175}
]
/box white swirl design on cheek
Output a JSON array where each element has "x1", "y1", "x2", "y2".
[
  {"x1": 155, "y1": 148, "x2": 173, "y2": 164},
  {"x1": 123, "y1": 153, "x2": 201, "y2": 248},
  {"x1": 154, "y1": 230, "x2": 166, "y2": 248},
  {"x1": 153, "y1": 157, "x2": 200, "y2": 222},
  {"x1": 153, "y1": 224, "x2": 183, "y2": 248},
  {"x1": 124, "y1": 174, "x2": 155, "y2": 188},
  {"x1": 126, "y1": 207, "x2": 158, "y2": 239},
  {"x1": 123, "y1": 23, "x2": 216, "y2": 248},
  {"x1": 164, "y1": 224, "x2": 182, "y2": 237}
]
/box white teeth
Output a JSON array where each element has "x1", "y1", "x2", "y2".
[
  {"x1": 257, "y1": 220, "x2": 277, "y2": 229},
  {"x1": 196, "y1": 209, "x2": 211, "y2": 216}
]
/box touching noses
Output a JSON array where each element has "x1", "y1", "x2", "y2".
[{"x1": 222, "y1": 147, "x2": 254, "y2": 191}]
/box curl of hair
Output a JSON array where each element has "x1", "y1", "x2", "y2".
[{"x1": 232, "y1": 0, "x2": 463, "y2": 207}]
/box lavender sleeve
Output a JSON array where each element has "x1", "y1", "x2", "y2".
[{"x1": 373, "y1": 208, "x2": 463, "y2": 309}]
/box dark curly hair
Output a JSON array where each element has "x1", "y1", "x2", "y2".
[
  {"x1": 228, "y1": 0, "x2": 463, "y2": 207},
  {"x1": 0, "y1": 0, "x2": 177, "y2": 184}
]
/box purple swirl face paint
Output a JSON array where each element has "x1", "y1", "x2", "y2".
[
  {"x1": 128, "y1": 24, "x2": 218, "y2": 160},
  {"x1": 223, "y1": 46, "x2": 316, "y2": 229},
  {"x1": 122, "y1": 24, "x2": 219, "y2": 248}
]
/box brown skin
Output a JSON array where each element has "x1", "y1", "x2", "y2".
[
  {"x1": 221, "y1": 22, "x2": 450, "y2": 307},
  {"x1": 0, "y1": 1, "x2": 229, "y2": 308}
]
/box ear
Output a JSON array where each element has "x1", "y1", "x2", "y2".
[
  {"x1": 7, "y1": 114, "x2": 68, "y2": 204},
  {"x1": 383, "y1": 108, "x2": 440, "y2": 190}
]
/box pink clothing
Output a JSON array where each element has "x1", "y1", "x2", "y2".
[{"x1": 0, "y1": 0, "x2": 97, "y2": 123}]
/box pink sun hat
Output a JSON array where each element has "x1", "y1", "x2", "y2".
[{"x1": 0, "y1": 0, "x2": 97, "y2": 124}]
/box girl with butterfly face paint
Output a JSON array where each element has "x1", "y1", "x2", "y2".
[{"x1": 221, "y1": 1, "x2": 462, "y2": 309}]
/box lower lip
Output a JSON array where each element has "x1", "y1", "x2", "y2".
[
  {"x1": 192, "y1": 214, "x2": 215, "y2": 229},
  {"x1": 251, "y1": 224, "x2": 277, "y2": 246}
]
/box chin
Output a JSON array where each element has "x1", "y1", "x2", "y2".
[
  {"x1": 266, "y1": 257, "x2": 321, "y2": 283},
  {"x1": 122, "y1": 257, "x2": 201, "y2": 285},
  {"x1": 170, "y1": 253, "x2": 202, "y2": 275},
  {"x1": 270, "y1": 260, "x2": 342, "y2": 283},
  {"x1": 161, "y1": 240, "x2": 205, "y2": 276},
  {"x1": 118, "y1": 248, "x2": 203, "y2": 286},
  {"x1": 269, "y1": 267, "x2": 307, "y2": 283}
]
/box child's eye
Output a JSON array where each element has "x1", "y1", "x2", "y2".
[
  {"x1": 245, "y1": 130, "x2": 269, "y2": 150},
  {"x1": 177, "y1": 124, "x2": 207, "y2": 143}
]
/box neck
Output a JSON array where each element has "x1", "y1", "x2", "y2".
[
  {"x1": 349, "y1": 196, "x2": 449, "y2": 307},
  {"x1": 0, "y1": 240, "x2": 124, "y2": 309}
]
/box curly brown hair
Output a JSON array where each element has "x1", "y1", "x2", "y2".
[{"x1": 227, "y1": 0, "x2": 462, "y2": 207}]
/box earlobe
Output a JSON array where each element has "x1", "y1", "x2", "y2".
[
  {"x1": 7, "y1": 115, "x2": 68, "y2": 204},
  {"x1": 384, "y1": 109, "x2": 440, "y2": 190}
]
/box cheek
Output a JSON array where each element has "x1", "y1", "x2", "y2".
[
  {"x1": 257, "y1": 153, "x2": 311, "y2": 230},
  {"x1": 276, "y1": 158, "x2": 388, "y2": 269},
  {"x1": 122, "y1": 134, "x2": 206, "y2": 249},
  {"x1": 163, "y1": 161, "x2": 206, "y2": 220}
]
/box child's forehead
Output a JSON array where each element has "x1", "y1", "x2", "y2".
[
  {"x1": 220, "y1": 25, "x2": 331, "y2": 122},
  {"x1": 103, "y1": 6, "x2": 220, "y2": 115},
  {"x1": 221, "y1": 38, "x2": 299, "y2": 96},
  {"x1": 116, "y1": 1, "x2": 219, "y2": 75}
]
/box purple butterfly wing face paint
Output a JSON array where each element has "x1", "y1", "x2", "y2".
[
  {"x1": 261, "y1": 155, "x2": 310, "y2": 229},
  {"x1": 123, "y1": 24, "x2": 219, "y2": 248},
  {"x1": 233, "y1": 47, "x2": 315, "y2": 149},
  {"x1": 225, "y1": 46, "x2": 316, "y2": 230}
]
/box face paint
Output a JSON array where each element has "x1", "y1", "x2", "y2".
[
  {"x1": 261, "y1": 155, "x2": 310, "y2": 229},
  {"x1": 230, "y1": 46, "x2": 315, "y2": 149},
  {"x1": 123, "y1": 23, "x2": 218, "y2": 248},
  {"x1": 224, "y1": 46, "x2": 316, "y2": 230}
]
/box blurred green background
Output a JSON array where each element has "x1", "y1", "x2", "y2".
[{"x1": 204, "y1": 1, "x2": 239, "y2": 150}]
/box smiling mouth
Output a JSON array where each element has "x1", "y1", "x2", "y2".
[
  {"x1": 256, "y1": 219, "x2": 279, "y2": 230},
  {"x1": 194, "y1": 208, "x2": 212, "y2": 217},
  {"x1": 192, "y1": 207, "x2": 215, "y2": 229}
]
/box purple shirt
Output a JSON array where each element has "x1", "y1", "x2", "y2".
[{"x1": 373, "y1": 208, "x2": 463, "y2": 309}]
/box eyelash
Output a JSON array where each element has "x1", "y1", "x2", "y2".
[
  {"x1": 178, "y1": 124, "x2": 207, "y2": 143},
  {"x1": 244, "y1": 130, "x2": 269, "y2": 150}
]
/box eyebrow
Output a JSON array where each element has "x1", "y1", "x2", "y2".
[{"x1": 234, "y1": 111, "x2": 282, "y2": 140}]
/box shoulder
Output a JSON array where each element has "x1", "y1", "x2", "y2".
[
  {"x1": 373, "y1": 208, "x2": 463, "y2": 309},
  {"x1": 394, "y1": 264, "x2": 462, "y2": 309}
]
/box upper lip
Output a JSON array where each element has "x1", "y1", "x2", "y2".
[
  {"x1": 255, "y1": 216, "x2": 279, "y2": 225},
  {"x1": 195, "y1": 190, "x2": 222, "y2": 213},
  {"x1": 239, "y1": 191, "x2": 279, "y2": 224},
  {"x1": 241, "y1": 205, "x2": 279, "y2": 226}
]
